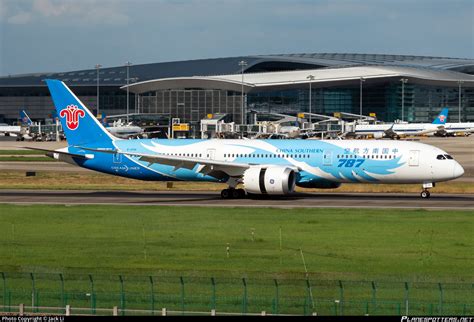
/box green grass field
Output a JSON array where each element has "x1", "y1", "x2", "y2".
[
  {"x1": 0, "y1": 204, "x2": 472, "y2": 280},
  {"x1": 0, "y1": 150, "x2": 44, "y2": 155},
  {"x1": 0, "y1": 204, "x2": 472, "y2": 315}
]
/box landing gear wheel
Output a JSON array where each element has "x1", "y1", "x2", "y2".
[
  {"x1": 221, "y1": 189, "x2": 230, "y2": 199},
  {"x1": 231, "y1": 188, "x2": 240, "y2": 199},
  {"x1": 237, "y1": 188, "x2": 246, "y2": 199},
  {"x1": 420, "y1": 190, "x2": 431, "y2": 199}
]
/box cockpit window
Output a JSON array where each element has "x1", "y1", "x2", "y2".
[
  {"x1": 436, "y1": 154, "x2": 446, "y2": 160},
  {"x1": 444, "y1": 154, "x2": 454, "y2": 159}
]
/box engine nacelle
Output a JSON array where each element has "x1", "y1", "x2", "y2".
[
  {"x1": 243, "y1": 166, "x2": 296, "y2": 195},
  {"x1": 373, "y1": 132, "x2": 384, "y2": 139}
]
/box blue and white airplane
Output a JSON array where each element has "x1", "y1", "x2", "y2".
[
  {"x1": 354, "y1": 108, "x2": 449, "y2": 139},
  {"x1": 0, "y1": 110, "x2": 33, "y2": 139},
  {"x1": 32, "y1": 80, "x2": 464, "y2": 199}
]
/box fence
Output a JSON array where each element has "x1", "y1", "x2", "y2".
[{"x1": 0, "y1": 272, "x2": 472, "y2": 316}]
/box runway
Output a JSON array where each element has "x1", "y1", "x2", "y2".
[{"x1": 1, "y1": 189, "x2": 473, "y2": 210}]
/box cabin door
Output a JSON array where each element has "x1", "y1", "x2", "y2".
[
  {"x1": 206, "y1": 149, "x2": 216, "y2": 160},
  {"x1": 323, "y1": 150, "x2": 333, "y2": 166},
  {"x1": 408, "y1": 150, "x2": 419, "y2": 166}
]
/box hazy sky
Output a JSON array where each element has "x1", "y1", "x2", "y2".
[{"x1": 1, "y1": 0, "x2": 473, "y2": 76}]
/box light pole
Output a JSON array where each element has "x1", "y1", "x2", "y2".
[
  {"x1": 400, "y1": 78, "x2": 408, "y2": 122},
  {"x1": 125, "y1": 61, "x2": 132, "y2": 123},
  {"x1": 238, "y1": 60, "x2": 248, "y2": 125},
  {"x1": 307, "y1": 75, "x2": 315, "y2": 126},
  {"x1": 359, "y1": 77, "x2": 365, "y2": 121},
  {"x1": 129, "y1": 77, "x2": 139, "y2": 113},
  {"x1": 458, "y1": 80, "x2": 464, "y2": 122},
  {"x1": 95, "y1": 64, "x2": 102, "y2": 116}
]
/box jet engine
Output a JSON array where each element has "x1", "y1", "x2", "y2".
[{"x1": 243, "y1": 166, "x2": 296, "y2": 195}]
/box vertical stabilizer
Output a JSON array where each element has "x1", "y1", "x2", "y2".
[
  {"x1": 45, "y1": 79, "x2": 115, "y2": 147},
  {"x1": 19, "y1": 110, "x2": 33, "y2": 126},
  {"x1": 432, "y1": 107, "x2": 449, "y2": 125}
]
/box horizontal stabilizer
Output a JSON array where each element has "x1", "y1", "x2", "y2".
[{"x1": 22, "y1": 147, "x2": 94, "y2": 160}]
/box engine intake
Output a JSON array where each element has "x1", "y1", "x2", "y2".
[{"x1": 243, "y1": 166, "x2": 296, "y2": 195}]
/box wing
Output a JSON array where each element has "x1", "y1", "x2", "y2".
[{"x1": 76, "y1": 146, "x2": 255, "y2": 179}]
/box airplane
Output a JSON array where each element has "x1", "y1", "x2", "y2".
[
  {"x1": 434, "y1": 121, "x2": 474, "y2": 137},
  {"x1": 354, "y1": 108, "x2": 449, "y2": 139},
  {"x1": 0, "y1": 110, "x2": 33, "y2": 140},
  {"x1": 20, "y1": 110, "x2": 34, "y2": 126},
  {"x1": 99, "y1": 114, "x2": 145, "y2": 139},
  {"x1": 29, "y1": 80, "x2": 464, "y2": 199},
  {"x1": 0, "y1": 123, "x2": 21, "y2": 137}
]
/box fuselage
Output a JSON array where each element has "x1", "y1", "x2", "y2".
[
  {"x1": 443, "y1": 122, "x2": 474, "y2": 133},
  {"x1": 67, "y1": 138, "x2": 464, "y2": 187},
  {"x1": 355, "y1": 123, "x2": 440, "y2": 136}
]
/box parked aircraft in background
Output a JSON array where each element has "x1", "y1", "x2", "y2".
[
  {"x1": 29, "y1": 80, "x2": 465, "y2": 199},
  {"x1": 0, "y1": 110, "x2": 33, "y2": 140},
  {"x1": 435, "y1": 122, "x2": 474, "y2": 137},
  {"x1": 19, "y1": 110, "x2": 33, "y2": 126},
  {"x1": 99, "y1": 115, "x2": 145, "y2": 139},
  {"x1": 354, "y1": 108, "x2": 449, "y2": 139}
]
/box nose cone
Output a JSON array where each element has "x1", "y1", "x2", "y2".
[{"x1": 453, "y1": 162, "x2": 465, "y2": 179}]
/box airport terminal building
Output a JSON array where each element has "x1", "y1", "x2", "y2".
[{"x1": 1, "y1": 53, "x2": 474, "y2": 130}]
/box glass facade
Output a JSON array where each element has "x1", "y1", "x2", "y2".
[
  {"x1": 139, "y1": 89, "x2": 243, "y2": 125},
  {"x1": 1, "y1": 53, "x2": 473, "y2": 125},
  {"x1": 0, "y1": 81, "x2": 473, "y2": 125},
  {"x1": 244, "y1": 81, "x2": 474, "y2": 123},
  {"x1": 0, "y1": 87, "x2": 132, "y2": 123}
]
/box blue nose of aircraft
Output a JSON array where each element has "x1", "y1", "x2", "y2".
[{"x1": 453, "y1": 162, "x2": 464, "y2": 179}]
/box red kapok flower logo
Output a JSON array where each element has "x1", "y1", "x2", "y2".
[{"x1": 59, "y1": 104, "x2": 85, "y2": 130}]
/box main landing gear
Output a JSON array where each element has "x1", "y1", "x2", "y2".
[
  {"x1": 221, "y1": 188, "x2": 246, "y2": 199},
  {"x1": 420, "y1": 182, "x2": 435, "y2": 199}
]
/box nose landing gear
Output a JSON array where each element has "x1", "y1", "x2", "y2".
[
  {"x1": 420, "y1": 182, "x2": 435, "y2": 199},
  {"x1": 420, "y1": 190, "x2": 431, "y2": 198}
]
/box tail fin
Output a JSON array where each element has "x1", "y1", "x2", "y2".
[
  {"x1": 19, "y1": 110, "x2": 33, "y2": 126},
  {"x1": 45, "y1": 79, "x2": 115, "y2": 147},
  {"x1": 432, "y1": 107, "x2": 449, "y2": 125}
]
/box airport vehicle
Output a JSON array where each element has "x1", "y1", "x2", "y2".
[
  {"x1": 354, "y1": 108, "x2": 449, "y2": 139},
  {"x1": 32, "y1": 80, "x2": 464, "y2": 199}
]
